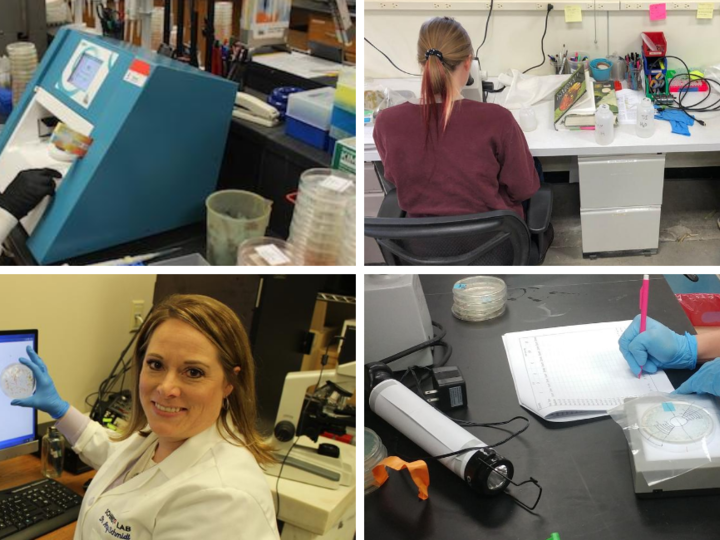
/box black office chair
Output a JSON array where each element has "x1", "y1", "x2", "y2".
[{"x1": 365, "y1": 186, "x2": 554, "y2": 266}]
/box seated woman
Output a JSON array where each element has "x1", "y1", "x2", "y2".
[{"x1": 373, "y1": 16, "x2": 540, "y2": 221}]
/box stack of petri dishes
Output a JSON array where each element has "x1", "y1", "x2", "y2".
[
  {"x1": 7, "y1": 42, "x2": 38, "y2": 107},
  {"x1": 237, "y1": 237, "x2": 298, "y2": 266},
  {"x1": 451, "y1": 276, "x2": 508, "y2": 322},
  {"x1": 46, "y1": 0, "x2": 72, "y2": 26},
  {"x1": 214, "y1": 2, "x2": 234, "y2": 43},
  {"x1": 338, "y1": 195, "x2": 355, "y2": 265},
  {"x1": 288, "y1": 168, "x2": 355, "y2": 266}
]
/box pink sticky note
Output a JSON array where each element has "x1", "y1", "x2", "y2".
[{"x1": 650, "y1": 3, "x2": 667, "y2": 20}]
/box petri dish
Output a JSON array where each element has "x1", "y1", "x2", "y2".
[{"x1": 1, "y1": 363, "x2": 36, "y2": 399}]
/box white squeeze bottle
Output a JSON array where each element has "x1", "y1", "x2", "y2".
[
  {"x1": 636, "y1": 97, "x2": 656, "y2": 138},
  {"x1": 595, "y1": 104, "x2": 615, "y2": 145}
]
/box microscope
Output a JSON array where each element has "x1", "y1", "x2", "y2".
[{"x1": 266, "y1": 361, "x2": 356, "y2": 490}]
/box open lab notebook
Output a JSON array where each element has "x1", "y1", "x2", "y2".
[{"x1": 502, "y1": 321, "x2": 675, "y2": 422}]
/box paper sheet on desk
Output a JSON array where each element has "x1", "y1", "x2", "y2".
[
  {"x1": 253, "y1": 52, "x2": 341, "y2": 79},
  {"x1": 616, "y1": 89, "x2": 642, "y2": 125},
  {"x1": 502, "y1": 321, "x2": 675, "y2": 422}
]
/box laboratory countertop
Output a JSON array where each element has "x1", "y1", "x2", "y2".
[
  {"x1": 363, "y1": 77, "x2": 720, "y2": 160},
  {"x1": 365, "y1": 274, "x2": 720, "y2": 540}
]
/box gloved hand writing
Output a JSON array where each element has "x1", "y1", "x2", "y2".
[
  {"x1": 0, "y1": 169, "x2": 59, "y2": 221},
  {"x1": 618, "y1": 315, "x2": 698, "y2": 376},
  {"x1": 674, "y1": 359, "x2": 720, "y2": 396},
  {"x1": 10, "y1": 346, "x2": 69, "y2": 420}
]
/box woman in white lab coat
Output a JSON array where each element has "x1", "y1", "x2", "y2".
[{"x1": 11, "y1": 294, "x2": 280, "y2": 540}]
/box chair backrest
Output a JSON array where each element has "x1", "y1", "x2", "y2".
[{"x1": 365, "y1": 211, "x2": 531, "y2": 265}]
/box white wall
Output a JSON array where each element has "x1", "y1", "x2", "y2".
[
  {"x1": 365, "y1": 7, "x2": 720, "y2": 80},
  {"x1": 0, "y1": 275, "x2": 156, "y2": 423}
]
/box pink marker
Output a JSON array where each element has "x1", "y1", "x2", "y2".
[{"x1": 638, "y1": 274, "x2": 649, "y2": 378}]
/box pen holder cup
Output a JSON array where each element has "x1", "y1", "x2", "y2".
[
  {"x1": 567, "y1": 53, "x2": 590, "y2": 74},
  {"x1": 590, "y1": 58, "x2": 612, "y2": 81},
  {"x1": 627, "y1": 66, "x2": 643, "y2": 91}
]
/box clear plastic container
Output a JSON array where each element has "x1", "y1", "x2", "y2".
[
  {"x1": 364, "y1": 428, "x2": 387, "y2": 495},
  {"x1": 206, "y1": 190, "x2": 272, "y2": 266},
  {"x1": 237, "y1": 237, "x2": 298, "y2": 266},
  {"x1": 452, "y1": 276, "x2": 508, "y2": 322},
  {"x1": 286, "y1": 88, "x2": 337, "y2": 130}
]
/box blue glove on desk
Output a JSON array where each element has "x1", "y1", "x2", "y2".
[
  {"x1": 655, "y1": 109, "x2": 694, "y2": 136},
  {"x1": 10, "y1": 346, "x2": 69, "y2": 420},
  {"x1": 618, "y1": 315, "x2": 698, "y2": 376},
  {"x1": 674, "y1": 359, "x2": 720, "y2": 396}
]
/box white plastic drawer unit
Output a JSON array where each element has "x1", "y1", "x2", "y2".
[
  {"x1": 578, "y1": 154, "x2": 666, "y2": 209},
  {"x1": 581, "y1": 206, "x2": 661, "y2": 253}
]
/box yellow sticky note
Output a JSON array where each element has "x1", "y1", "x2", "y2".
[
  {"x1": 565, "y1": 5, "x2": 583, "y2": 21},
  {"x1": 697, "y1": 2, "x2": 714, "y2": 18}
]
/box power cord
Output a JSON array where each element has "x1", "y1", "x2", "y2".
[
  {"x1": 523, "y1": 4, "x2": 553, "y2": 74},
  {"x1": 659, "y1": 54, "x2": 718, "y2": 123},
  {"x1": 475, "y1": 0, "x2": 494, "y2": 57},
  {"x1": 365, "y1": 37, "x2": 421, "y2": 77}
]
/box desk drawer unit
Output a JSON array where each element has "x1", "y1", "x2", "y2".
[
  {"x1": 581, "y1": 206, "x2": 661, "y2": 253},
  {"x1": 578, "y1": 154, "x2": 665, "y2": 209}
]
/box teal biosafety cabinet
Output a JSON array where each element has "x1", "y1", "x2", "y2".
[{"x1": 0, "y1": 28, "x2": 237, "y2": 264}]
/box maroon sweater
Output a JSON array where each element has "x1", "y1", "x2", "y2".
[{"x1": 373, "y1": 100, "x2": 539, "y2": 219}]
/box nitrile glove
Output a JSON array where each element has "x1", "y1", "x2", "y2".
[
  {"x1": 655, "y1": 109, "x2": 694, "y2": 136},
  {"x1": 674, "y1": 359, "x2": 720, "y2": 396},
  {"x1": 618, "y1": 315, "x2": 698, "y2": 376},
  {"x1": 10, "y1": 346, "x2": 69, "y2": 420}
]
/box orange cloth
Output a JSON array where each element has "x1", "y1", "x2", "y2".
[{"x1": 372, "y1": 456, "x2": 430, "y2": 500}]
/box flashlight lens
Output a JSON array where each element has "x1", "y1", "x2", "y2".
[{"x1": 487, "y1": 465, "x2": 509, "y2": 491}]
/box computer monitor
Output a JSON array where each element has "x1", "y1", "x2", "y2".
[{"x1": 0, "y1": 330, "x2": 39, "y2": 462}]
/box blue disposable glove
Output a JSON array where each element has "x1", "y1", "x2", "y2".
[
  {"x1": 618, "y1": 315, "x2": 698, "y2": 376},
  {"x1": 674, "y1": 359, "x2": 720, "y2": 396},
  {"x1": 10, "y1": 346, "x2": 69, "y2": 420},
  {"x1": 655, "y1": 109, "x2": 694, "y2": 136}
]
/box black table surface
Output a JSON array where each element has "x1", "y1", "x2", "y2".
[{"x1": 365, "y1": 274, "x2": 720, "y2": 540}]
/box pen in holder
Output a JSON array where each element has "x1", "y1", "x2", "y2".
[
  {"x1": 627, "y1": 65, "x2": 643, "y2": 91},
  {"x1": 567, "y1": 52, "x2": 589, "y2": 74}
]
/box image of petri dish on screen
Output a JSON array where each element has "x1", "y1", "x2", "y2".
[{"x1": 1, "y1": 363, "x2": 36, "y2": 399}]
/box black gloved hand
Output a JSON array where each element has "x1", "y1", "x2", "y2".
[{"x1": 0, "y1": 169, "x2": 60, "y2": 220}]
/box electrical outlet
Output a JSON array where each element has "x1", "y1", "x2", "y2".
[
  {"x1": 684, "y1": 2, "x2": 691, "y2": 7},
  {"x1": 536, "y1": 2, "x2": 545, "y2": 8},
  {"x1": 484, "y1": 2, "x2": 491, "y2": 7},
  {"x1": 392, "y1": 2, "x2": 399, "y2": 6},
  {"x1": 433, "y1": 2, "x2": 441, "y2": 7},
  {"x1": 624, "y1": 3, "x2": 633, "y2": 7},
  {"x1": 445, "y1": 2, "x2": 452, "y2": 7},
  {"x1": 672, "y1": 2, "x2": 680, "y2": 7},
  {"x1": 496, "y1": 2, "x2": 503, "y2": 8},
  {"x1": 596, "y1": 2, "x2": 605, "y2": 8},
  {"x1": 636, "y1": 3, "x2": 642, "y2": 7},
  {"x1": 131, "y1": 300, "x2": 145, "y2": 331}
]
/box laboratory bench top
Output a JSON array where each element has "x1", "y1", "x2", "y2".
[
  {"x1": 365, "y1": 274, "x2": 720, "y2": 540},
  {"x1": 363, "y1": 77, "x2": 720, "y2": 160}
]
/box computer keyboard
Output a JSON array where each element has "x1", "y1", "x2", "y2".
[{"x1": 0, "y1": 477, "x2": 83, "y2": 540}]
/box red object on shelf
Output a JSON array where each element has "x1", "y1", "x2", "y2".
[
  {"x1": 320, "y1": 432, "x2": 354, "y2": 444},
  {"x1": 676, "y1": 294, "x2": 720, "y2": 326},
  {"x1": 642, "y1": 32, "x2": 667, "y2": 58}
]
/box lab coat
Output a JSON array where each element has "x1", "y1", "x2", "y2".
[{"x1": 70, "y1": 419, "x2": 279, "y2": 540}]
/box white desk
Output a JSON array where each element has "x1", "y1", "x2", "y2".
[
  {"x1": 265, "y1": 439, "x2": 356, "y2": 540},
  {"x1": 364, "y1": 77, "x2": 720, "y2": 256}
]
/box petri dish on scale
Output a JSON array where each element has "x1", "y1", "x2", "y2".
[{"x1": 640, "y1": 401, "x2": 714, "y2": 447}]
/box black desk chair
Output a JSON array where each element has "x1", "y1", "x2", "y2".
[{"x1": 365, "y1": 186, "x2": 554, "y2": 266}]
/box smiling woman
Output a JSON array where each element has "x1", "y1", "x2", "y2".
[{"x1": 10, "y1": 294, "x2": 280, "y2": 540}]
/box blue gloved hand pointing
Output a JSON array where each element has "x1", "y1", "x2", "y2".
[
  {"x1": 674, "y1": 359, "x2": 720, "y2": 396},
  {"x1": 618, "y1": 315, "x2": 698, "y2": 377},
  {"x1": 10, "y1": 346, "x2": 69, "y2": 420}
]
